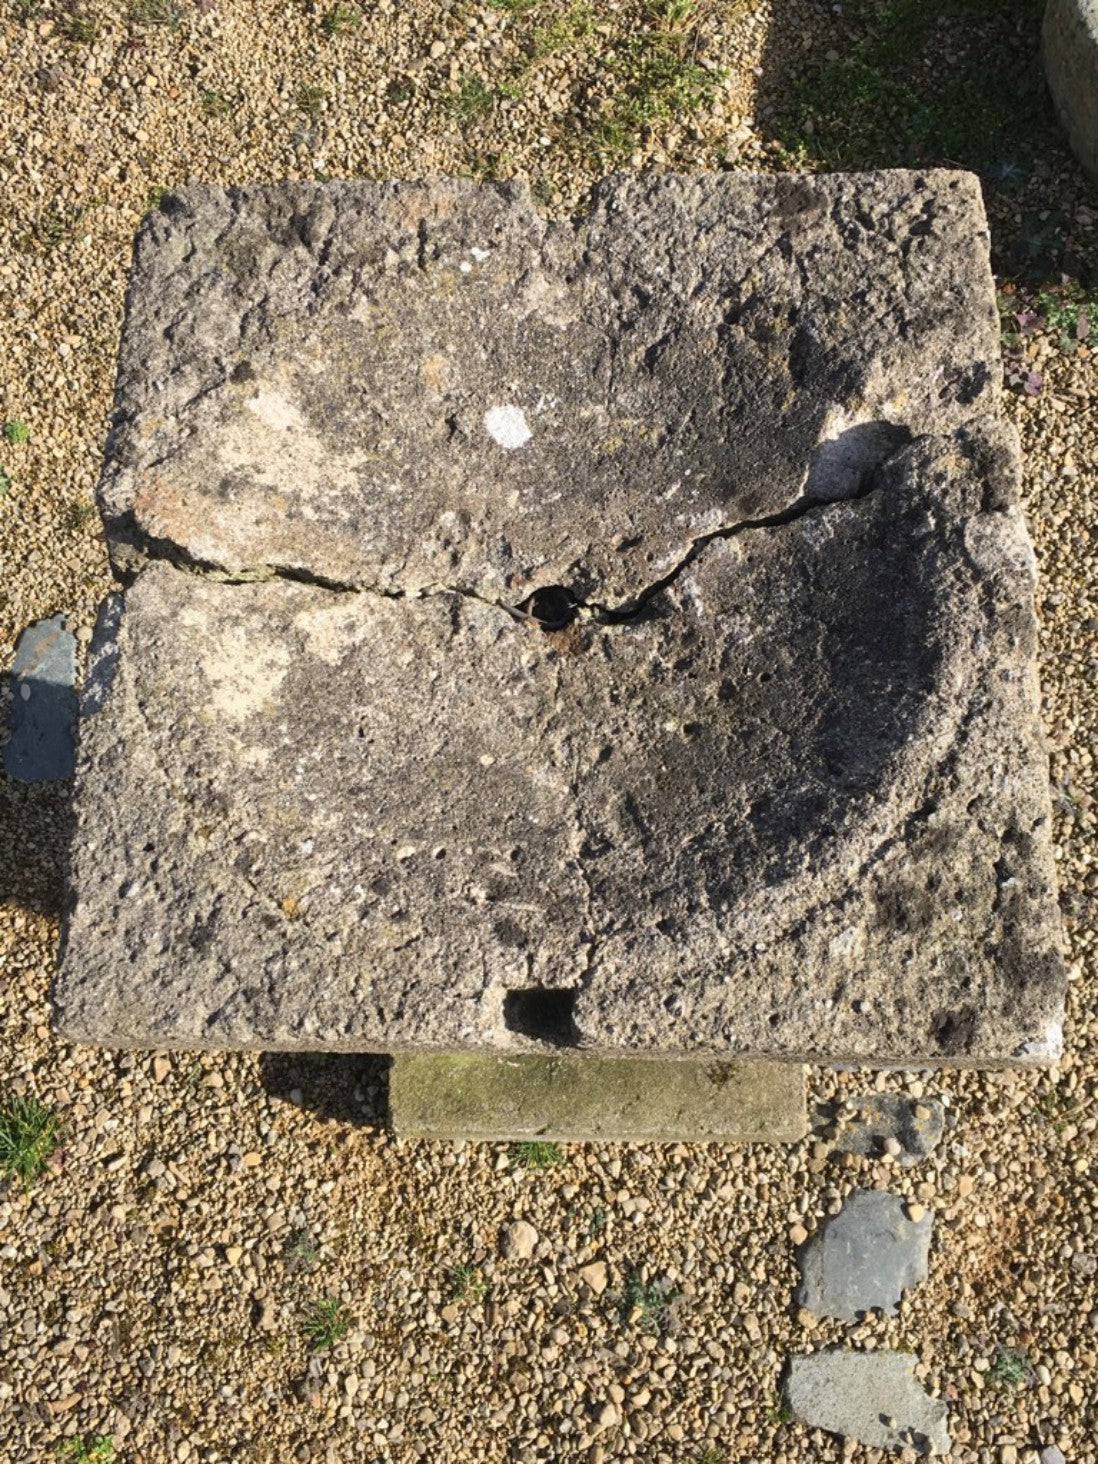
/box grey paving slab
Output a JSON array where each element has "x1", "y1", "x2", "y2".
[
  {"x1": 787, "y1": 1348, "x2": 951, "y2": 1455},
  {"x1": 797, "y1": 1189, "x2": 933, "y2": 1320}
]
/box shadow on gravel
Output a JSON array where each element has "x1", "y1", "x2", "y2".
[
  {"x1": 0, "y1": 669, "x2": 75, "y2": 919},
  {"x1": 259, "y1": 1051, "x2": 392, "y2": 1128},
  {"x1": 756, "y1": 0, "x2": 1097, "y2": 283}
]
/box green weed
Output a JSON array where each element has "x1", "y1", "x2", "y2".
[
  {"x1": 0, "y1": 1093, "x2": 62, "y2": 1192},
  {"x1": 58, "y1": 7, "x2": 100, "y2": 43},
  {"x1": 618, "y1": 1271, "x2": 682, "y2": 1332},
  {"x1": 765, "y1": 1393, "x2": 794, "y2": 1425},
  {"x1": 0, "y1": 468, "x2": 11, "y2": 499},
  {"x1": 284, "y1": 1228, "x2": 322, "y2": 1272},
  {"x1": 3, "y1": 421, "x2": 30, "y2": 445},
  {"x1": 588, "y1": 0, "x2": 724, "y2": 158},
  {"x1": 989, "y1": 1346, "x2": 1030, "y2": 1387},
  {"x1": 489, "y1": 0, "x2": 540, "y2": 14},
  {"x1": 531, "y1": 0, "x2": 595, "y2": 57},
  {"x1": 128, "y1": 0, "x2": 183, "y2": 29},
  {"x1": 447, "y1": 1263, "x2": 488, "y2": 1303},
  {"x1": 54, "y1": 1438, "x2": 114, "y2": 1463},
  {"x1": 321, "y1": 5, "x2": 360, "y2": 37},
  {"x1": 303, "y1": 1297, "x2": 354, "y2": 1350},
  {"x1": 448, "y1": 75, "x2": 497, "y2": 125},
  {"x1": 62, "y1": 498, "x2": 98, "y2": 532},
  {"x1": 509, "y1": 1140, "x2": 563, "y2": 1169},
  {"x1": 295, "y1": 83, "x2": 328, "y2": 121},
  {"x1": 200, "y1": 88, "x2": 242, "y2": 119}
]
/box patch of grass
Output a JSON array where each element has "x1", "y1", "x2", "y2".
[
  {"x1": 61, "y1": 498, "x2": 98, "y2": 532},
  {"x1": 128, "y1": 0, "x2": 183, "y2": 29},
  {"x1": 284, "y1": 1228, "x2": 322, "y2": 1272},
  {"x1": 295, "y1": 83, "x2": 328, "y2": 121},
  {"x1": 321, "y1": 5, "x2": 360, "y2": 38},
  {"x1": 772, "y1": 0, "x2": 1054, "y2": 174},
  {"x1": 989, "y1": 1345, "x2": 1030, "y2": 1388},
  {"x1": 693, "y1": 1449, "x2": 728, "y2": 1464},
  {"x1": 58, "y1": 6, "x2": 100, "y2": 43},
  {"x1": 0, "y1": 467, "x2": 12, "y2": 499},
  {"x1": 0, "y1": 1093, "x2": 62, "y2": 1192},
  {"x1": 447, "y1": 1263, "x2": 488, "y2": 1303},
  {"x1": 447, "y1": 75, "x2": 498, "y2": 126},
  {"x1": 200, "y1": 88, "x2": 242, "y2": 119},
  {"x1": 588, "y1": 1204, "x2": 608, "y2": 1238},
  {"x1": 145, "y1": 185, "x2": 169, "y2": 211},
  {"x1": 618, "y1": 1271, "x2": 682, "y2": 1332},
  {"x1": 1037, "y1": 280, "x2": 1098, "y2": 353},
  {"x1": 765, "y1": 1393, "x2": 794, "y2": 1426},
  {"x1": 509, "y1": 1139, "x2": 563, "y2": 1168},
  {"x1": 54, "y1": 1438, "x2": 114, "y2": 1463},
  {"x1": 489, "y1": 0, "x2": 540, "y2": 14},
  {"x1": 303, "y1": 1297, "x2": 354, "y2": 1351},
  {"x1": 531, "y1": 0, "x2": 595, "y2": 57},
  {"x1": 588, "y1": 0, "x2": 724, "y2": 159},
  {"x1": 3, "y1": 421, "x2": 30, "y2": 445}
]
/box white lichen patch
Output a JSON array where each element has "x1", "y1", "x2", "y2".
[
  {"x1": 198, "y1": 625, "x2": 291, "y2": 721},
  {"x1": 293, "y1": 599, "x2": 365, "y2": 666},
  {"x1": 246, "y1": 389, "x2": 307, "y2": 433},
  {"x1": 484, "y1": 404, "x2": 532, "y2": 450}
]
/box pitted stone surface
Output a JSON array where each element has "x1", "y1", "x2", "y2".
[
  {"x1": 56, "y1": 174, "x2": 1064, "y2": 1060},
  {"x1": 101, "y1": 172, "x2": 1001, "y2": 605}
]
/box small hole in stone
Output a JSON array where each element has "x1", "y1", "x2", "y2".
[
  {"x1": 503, "y1": 988, "x2": 578, "y2": 1046},
  {"x1": 519, "y1": 585, "x2": 577, "y2": 631}
]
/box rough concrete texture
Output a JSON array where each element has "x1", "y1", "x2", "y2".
[
  {"x1": 57, "y1": 174, "x2": 1064, "y2": 1062},
  {"x1": 786, "y1": 1348, "x2": 951, "y2": 1455},
  {"x1": 1044, "y1": 0, "x2": 1098, "y2": 185},
  {"x1": 388, "y1": 1055, "x2": 806, "y2": 1143},
  {"x1": 797, "y1": 1189, "x2": 932, "y2": 1321},
  {"x1": 4, "y1": 614, "x2": 77, "y2": 782}
]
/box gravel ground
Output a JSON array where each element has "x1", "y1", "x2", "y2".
[{"x1": 1, "y1": 1, "x2": 1096, "y2": 1460}]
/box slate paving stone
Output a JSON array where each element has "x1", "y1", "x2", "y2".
[
  {"x1": 4, "y1": 614, "x2": 77, "y2": 782},
  {"x1": 787, "y1": 1348, "x2": 951, "y2": 1456},
  {"x1": 830, "y1": 1092, "x2": 946, "y2": 1167},
  {"x1": 797, "y1": 1188, "x2": 933, "y2": 1320}
]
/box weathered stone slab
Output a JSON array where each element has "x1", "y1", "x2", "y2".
[
  {"x1": 4, "y1": 615, "x2": 77, "y2": 782},
  {"x1": 55, "y1": 174, "x2": 1064, "y2": 1063},
  {"x1": 388, "y1": 1054, "x2": 806, "y2": 1142},
  {"x1": 787, "y1": 1349, "x2": 951, "y2": 1455}
]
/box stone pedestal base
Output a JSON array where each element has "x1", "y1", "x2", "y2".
[{"x1": 388, "y1": 1054, "x2": 806, "y2": 1143}]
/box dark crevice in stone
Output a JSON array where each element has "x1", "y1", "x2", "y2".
[
  {"x1": 503, "y1": 987, "x2": 580, "y2": 1047},
  {"x1": 109, "y1": 422, "x2": 915, "y2": 623}
]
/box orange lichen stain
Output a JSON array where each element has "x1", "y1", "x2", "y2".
[{"x1": 280, "y1": 896, "x2": 303, "y2": 920}]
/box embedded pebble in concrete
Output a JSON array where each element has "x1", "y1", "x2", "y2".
[
  {"x1": 831, "y1": 1093, "x2": 946, "y2": 1167},
  {"x1": 787, "y1": 1348, "x2": 951, "y2": 1455},
  {"x1": 3, "y1": 614, "x2": 77, "y2": 782},
  {"x1": 797, "y1": 1189, "x2": 933, "y2": 1321}
]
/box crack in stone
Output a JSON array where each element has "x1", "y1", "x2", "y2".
[{"x1": 112, "y1": 438, "x2": 912, "y2": 625}]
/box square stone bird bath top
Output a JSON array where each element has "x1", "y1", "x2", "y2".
[{"x1": 56, "y1": 172, "x2": 1064, "y2": 1064}]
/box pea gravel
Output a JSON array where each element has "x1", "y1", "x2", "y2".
[{"x1": 1, "y1": 2, "x2": 1097, "y2": 1461}]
